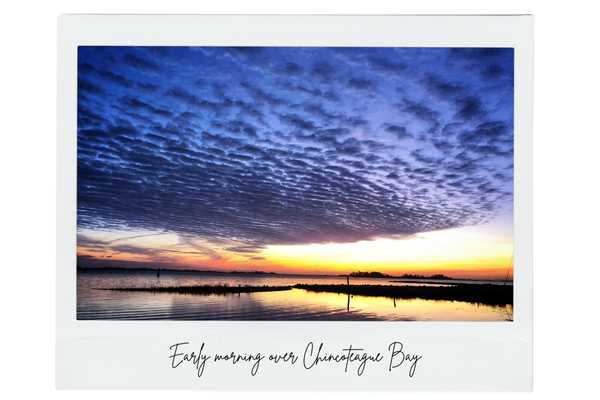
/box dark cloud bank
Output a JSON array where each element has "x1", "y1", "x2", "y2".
[{"x1": 77, "y1": 47, "x2": 514, "y2": 253}]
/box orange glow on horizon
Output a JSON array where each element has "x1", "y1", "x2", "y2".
[{"x1": 77, "y1": 221, "x2": 513, "y2": 280}]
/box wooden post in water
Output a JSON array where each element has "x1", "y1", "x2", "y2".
[{"x1": 346, "y1": 275, "x2": 350, "y2": 311}]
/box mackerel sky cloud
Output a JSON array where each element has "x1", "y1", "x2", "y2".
[{"x1": 77, "y1": 46, "x2": 514, "y2": 258}]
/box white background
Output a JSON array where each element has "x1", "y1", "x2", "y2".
[
  {"x1": 55, "y1": 14, "x2": 532, "y2": 391},
  {"x1": 0, "y1": 0, "x2": 598, "y2": 398}
]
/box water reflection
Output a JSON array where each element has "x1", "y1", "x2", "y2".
[{"x1": 77, "y1": 270, "x2": 512, "y2": 321}]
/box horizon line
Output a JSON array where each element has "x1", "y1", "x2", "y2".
[{"x1": 77, "y1": 265, "x2": 513, "y2": 282}]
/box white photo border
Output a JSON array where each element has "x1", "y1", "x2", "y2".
[{"x1": 57, "y1": 14, "x2": 533, "y2": 390}]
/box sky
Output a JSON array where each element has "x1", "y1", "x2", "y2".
[{"x1": 77, "y1": 46, "x2": 514, "y2": 279}]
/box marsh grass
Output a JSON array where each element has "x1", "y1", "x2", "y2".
[
  {"x1": 294, "y1": 283, "x2": 513, "y2": 306},
  {"x1": 98, "y1": 282, "x2": 512, "y2": 306},
  {"x1": 98, "y1": 284, "x2": 292, "y2": 295}
]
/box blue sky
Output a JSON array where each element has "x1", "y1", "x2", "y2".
[{"x1": 77, "y1": 46, "x2": 513, "y2": 268}]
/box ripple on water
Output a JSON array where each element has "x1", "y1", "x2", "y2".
[{"x1": 77, "y1": 272, "x2": 513, "y2": 321}]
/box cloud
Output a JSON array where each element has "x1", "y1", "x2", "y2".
[
  {"x1": 242, "y1": 82, "x2": 287, "y2": 107},
  {"x1": 481, "y1": 64, "x2": 506, "y2": 79},
  {"x1": 347, "y1": 78, "x2": 376, "y2": 91},
  {"x1": 423, "y1": 74, "x2": 464, "y2": 97},
  {"x1": 275, "y1": 62, "x2": 304, "y2": 76},
  {"x1": 89, "y1": 68, "x2": 135, "y2": 88},
  {"x1": 77, "y1": 46, "x2": 514, "y2": 252},
  {"x1": 123, "y1": 53, "x2": 161, "y2": 72},
  {"x1": 277, "y1": 112, "x2": 318, "y2": 130},
  {"x1": 368, "y1": 57, "x2": 406, "y2": 73},
  {"x1": 383, "y1": 124, "x2": 412, "y2": 140},
  {"x1": 280, "y1": 82, "x2": 340, "y2": 102},
  {"x1": 78, "y1": 78, "x2": 104, "y2": 95},
  {"x1": 165, "y1": 86, "x2": 199, "y2": 105},
  {"x1": 225, "y1": 245, "x2": 264, "y2": 254},
  {"x1": 120, "y1": 97, "x2": 173, "y2": 118},
  {"x1": 454, "y1": 96, "x2": 485, "y2": 121},
  {"x1": 311, "y1": 62, "x2": 335, "y2": 82},
  {"x1": 398, "y1": 99, "x2": 440, "y2": 125}
]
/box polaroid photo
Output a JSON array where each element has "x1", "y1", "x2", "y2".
[{"x1": 57, "y1": 14, "x2": 533, "y2": 390}]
